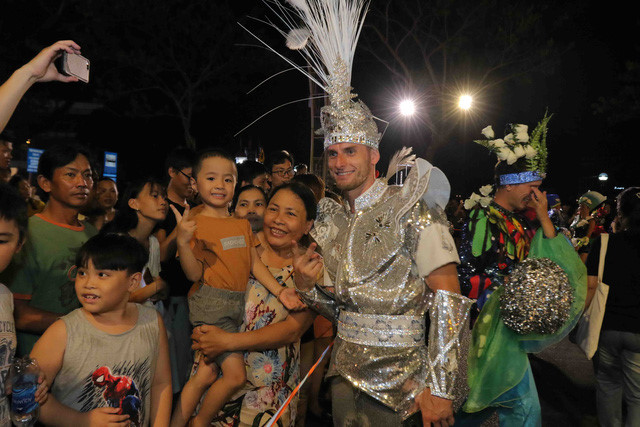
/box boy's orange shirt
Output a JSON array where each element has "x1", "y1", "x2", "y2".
[{"x1": 189, "y1": 215, "x2": 257, "y2": 294}]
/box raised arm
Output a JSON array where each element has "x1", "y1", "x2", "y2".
[
  {"x1": 0, "y1": 41, "x2": 81, "y2": 132},
  {"x1": 529, "y1": 187, "x2": 556, "y2": 239},
  {"x1": 170, "y1": 205, "x2": 202, "y2": 282}
]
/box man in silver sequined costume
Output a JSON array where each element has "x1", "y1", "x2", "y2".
[
  {"x1": 239, "y1": 0, "x2": 473, "y2": 423},
  {"x1": 293, "y1": 141, "x2": 473, "y2": 426}
]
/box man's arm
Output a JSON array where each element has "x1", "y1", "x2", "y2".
[
  {"x1": 150, "y1": 313, "x2": 172, "y2": 427},
  {"x1": 13, "y1": 299, "x2": 60, "y2": 333},
  {"x1": 425, "y1": 262, "x2": 461, "y2": 293},
  {"x1": 0, "y1": 41, "x2": 81, "y2": 133},
  {"x1": 417, "y1": 263, "x2": 462, "y2": 426}
]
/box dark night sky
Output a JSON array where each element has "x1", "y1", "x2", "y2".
[{"x1": 1, "y1": 0, "x2": 637, "y2": 204}]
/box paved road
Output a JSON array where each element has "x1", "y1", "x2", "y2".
[{"x1": 531, "y1": 336, "x2": 599, "y2": 426}]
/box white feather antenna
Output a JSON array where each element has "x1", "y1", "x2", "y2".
[{"x1": 385, "y1": 147, "x2": 416, "y2": 181}]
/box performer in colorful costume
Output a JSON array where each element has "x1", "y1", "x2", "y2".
[{"x1": 456, "y1": 114, "x2": 587, "y2": 425}]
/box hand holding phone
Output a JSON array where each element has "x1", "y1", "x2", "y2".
[
  {"x1": 21, "y1": 40, "x2": 82, "y2": 83},
  {"x1": 55, "y1": 52, "x2": 90, "y2": 83}
]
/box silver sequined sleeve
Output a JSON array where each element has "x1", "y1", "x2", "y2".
[
  {"x1": 296, "y1": 284, "x2": 339, "y2": 323},
  {"x1": 426, "y1": 289, "x2": 473, "y2": 400}
]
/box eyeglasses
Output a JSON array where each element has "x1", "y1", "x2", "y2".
[
  {"x1": 271, "y1": 168, "x2": 294, "y2": 177},
  {"x1": 178, "y1": 169, "x2": 195, "y2": 182}
]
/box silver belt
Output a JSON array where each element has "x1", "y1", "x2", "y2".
[{"x1": 337, "y1": 311, "x2": 426, "y2": 348}]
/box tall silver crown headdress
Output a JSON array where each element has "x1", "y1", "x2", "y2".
[{"x1": 247, "y1": 0, "x2": 381, "y2": 150}]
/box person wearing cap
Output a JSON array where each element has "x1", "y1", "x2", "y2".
[
  {"x1": 456, "y1": 114, "x2": 587, "y2": 425},
  {"x1": 571, "y1": 190, "x2": 607, "y2": 262}
]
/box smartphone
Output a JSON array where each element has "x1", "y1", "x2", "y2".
[{"x1": 55, "y1": 52, "x2": 90, "y2": 83}]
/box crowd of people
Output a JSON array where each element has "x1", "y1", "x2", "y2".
[{"x1": 0, "y1": 32, "x2": 638, "y2": 427}]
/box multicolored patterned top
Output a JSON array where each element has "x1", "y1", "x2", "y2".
[
  {"x1": 212, "y1": 265, "x2": 300, "y2": 427},
  {"x1": 458, "y1": 202, "x2": 536, "y2": 309}
]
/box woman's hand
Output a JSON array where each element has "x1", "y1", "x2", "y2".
[
  {"x1": 191, "y1": 325, "x2": 231, "y2": 362},
  {"x1": 291, "y1": 241, "x2": 323, "y2": 291}
]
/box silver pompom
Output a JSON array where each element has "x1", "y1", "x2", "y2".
[{"x1": 500, "y1": 258, "x2": 573, "y2": 335}]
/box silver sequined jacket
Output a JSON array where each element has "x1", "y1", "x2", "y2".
[{"x1": 299, "y1": 159, "x2": 471, "y2": 417}]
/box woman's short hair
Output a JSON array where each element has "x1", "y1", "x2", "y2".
[{"x1": 268, "y1": 182, "x2": 317, "y2": 221}]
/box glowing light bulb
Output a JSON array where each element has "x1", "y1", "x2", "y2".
[
  {"x1": 459, "y1": 95, "x2": 473, "y2": 110},
  {"x1": 399, "y1": 99, "x2": 416, "y2": 116}
]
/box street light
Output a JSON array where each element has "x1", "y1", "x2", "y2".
[
  {"x1": 458, "y1": 94, "x2": 473, "y2": 110},
  {"x1": 399, "y1": 99, "x2": 416, "y2": 116},
  {"x1": 598, "y1": 173, "x2": 608, "y2": 181}
]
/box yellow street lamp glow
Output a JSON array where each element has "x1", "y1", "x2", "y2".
[
  {"x1": 459, "y1": 95, "x2": 473, "y2": 110},
  {"x1": 399, "y1": 99, "x2": 416, "y2": 116}
]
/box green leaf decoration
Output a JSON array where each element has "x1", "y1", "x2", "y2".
[{"x1": 526, "y1": 110, "x2": 552, "y2": 175}]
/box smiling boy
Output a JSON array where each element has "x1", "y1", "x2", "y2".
[
  {"x1": 31, "y1": 233, "x2": 171, "y2": 426},
  {"x1": 170, "y1": 149, "x2": 302, "y2": 427}
]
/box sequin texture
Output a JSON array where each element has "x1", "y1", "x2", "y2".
[
  {"x1": 500, "y1": 257, "x2": 573, "y2": 335},
  {"x1": 301, "y1": 166, "x2": 471, "y2": 418}
]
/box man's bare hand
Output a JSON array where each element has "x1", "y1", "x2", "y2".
[
  {"x1": 415, "y1": 388, "x2": 454, "y2": 427},
  {"x1": 527, "y1": 187, "x2": 549, "y2": 219}
]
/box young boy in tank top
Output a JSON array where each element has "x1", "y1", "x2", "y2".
[
  {"x1": 169, "y1": 149, "x2": 303, "y2": 427},
  {"x1": 31, "y1": 233, "x2": 172, "y2": 426}
]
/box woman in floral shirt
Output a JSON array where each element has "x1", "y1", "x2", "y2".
[{"x1": 189, "y1": 183, "x2": 318, "y2": 426}]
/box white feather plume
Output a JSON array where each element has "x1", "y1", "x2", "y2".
[
  {"x1": 286, "y1": 0, "x2": 308, "y2": 11},
  {"x1": 385, "y1": 147, "x2": 416, "y2": 181},
  {"x1": 247, "y1": 0, "x2": 370, "y2": 91},
  {"x1": 286, "y1": 28, "x2": 311, "y2": 50}
]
